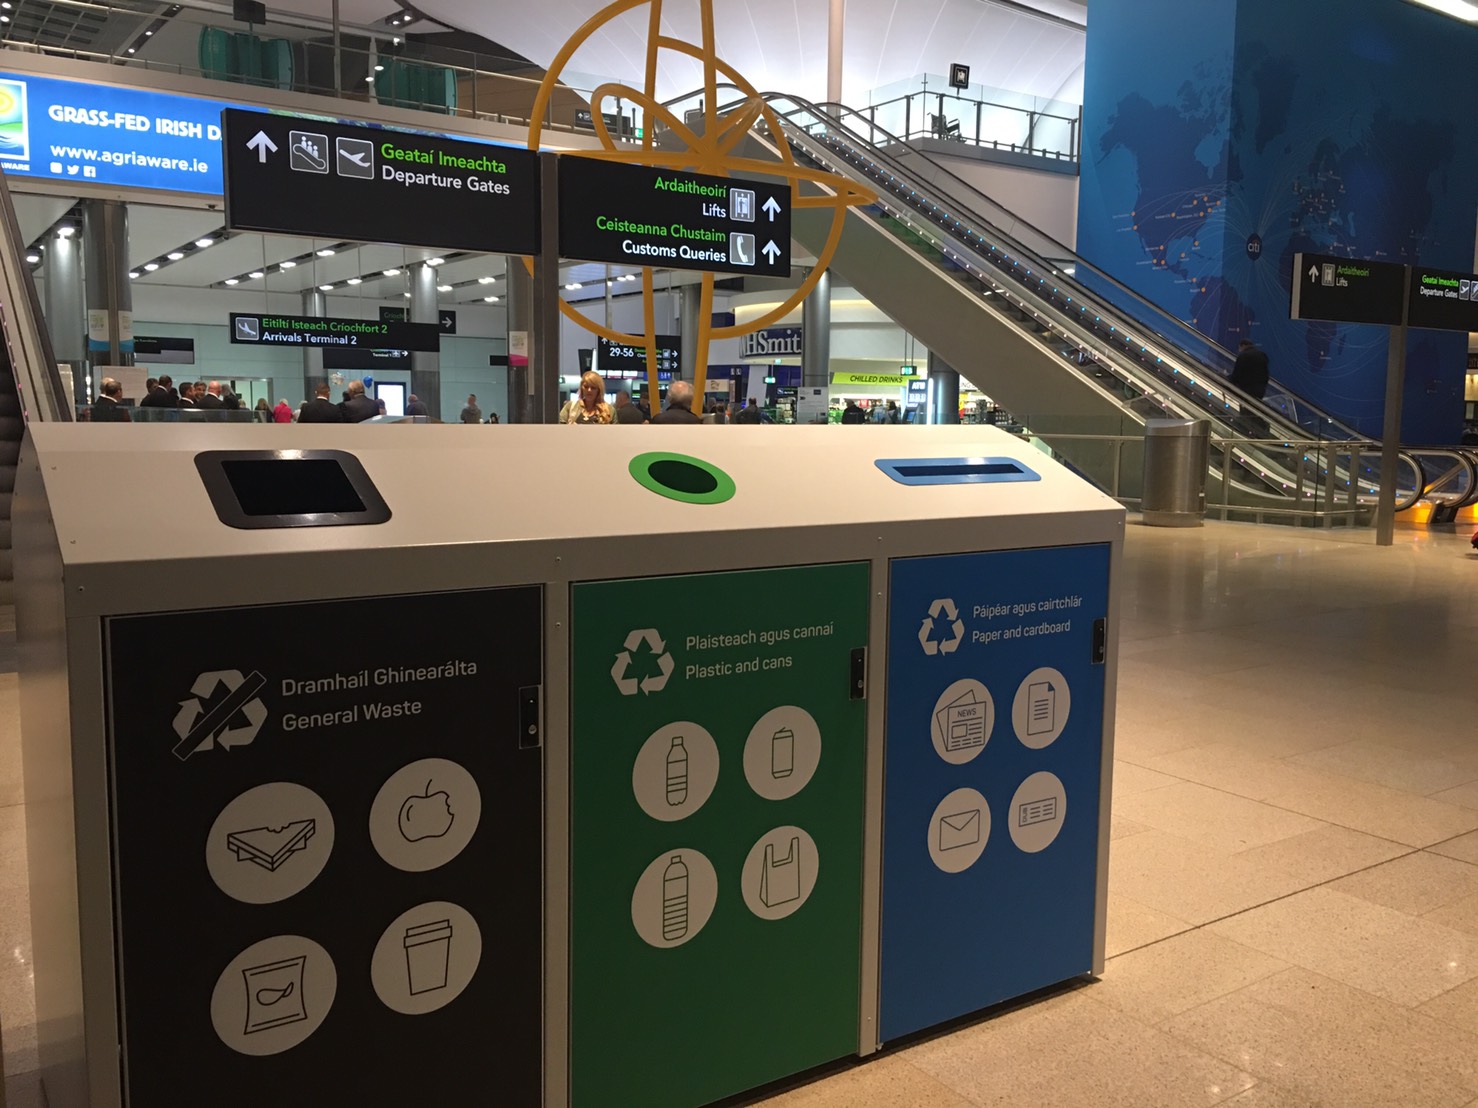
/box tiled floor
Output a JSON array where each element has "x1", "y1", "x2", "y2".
[{"x1": 4, "y1": 520, "x2": 1478, "y2": 1107}]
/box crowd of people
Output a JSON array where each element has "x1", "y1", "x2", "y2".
[
  {"x1": 557, "y1": 371, "x2": 768, "y2": 426},
  {"x1": 88, "y1": 375, "x2": 461, "y2": 424}
]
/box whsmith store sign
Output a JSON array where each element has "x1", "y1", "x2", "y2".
[{"x1": 739, "y1": 326, "x2": 803, "y2": 359}]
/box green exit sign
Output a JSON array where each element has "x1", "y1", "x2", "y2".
[
  {"x1": 900, "y1": 365, "x2": 917, "y2": 376},
  {"x1": 763, "y1": 375, "x2": 777, "y2": 384}
]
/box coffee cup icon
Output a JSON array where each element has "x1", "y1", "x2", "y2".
[{"x1": 403, "y1": 920, "x2": 453, "y2": 995}]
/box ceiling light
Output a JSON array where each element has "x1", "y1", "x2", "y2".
[
  {"x1": 279, "y1": 260, "x2": 296, "y2": 269},
  {"x1": 403, "y1": 292, "x2": 412, "y2": 298},
  {"x1": 427, "y1": 257, "x2": 444, "y2": 266},
  {"x1": 2, "y1": 4, "x2": 14, "y2": 10},
  {"x1": 437, "y1": 284, "x2": 452, "y2": 292},
  {"x1": 167, "y1": 251, "x2": 184, "y2": 260},
  {"x1": 144, "y1": 28, "x2": 152, "y2": 34},
  {"x1": 484, "y1": 295, "x2": 499, "y2": 302},
  {"x1": 374, "y1": 64, "x2": 385, "y2": 72},
  {"x1": 564, "y1": 282, "x2": 583, "y2": 290},
  {"x1": 248, "y1": 270, "x2": 264, "y2": 279},
  {"x1": 126, "y1": 46, "x2": 135, "y2": 52},
  {"x1": 1411, "y1": 0, "x2": 1478, "y2": 21},
  {"x1": 347, "y1": 277, "x2": 362, "y2": 285},
  {"x1": 316, "y1": 248, "x2": 335, "y2": 256},
  {"x1": 144, "y1": 262, "x2": 159, "y2": 271},
  {"x1": 478, "y1": 276, "x2": 495, "y2": 284},
  {"x1": 366, "y1": 76, "x2": 376, "y2": 83},
  {"x1": 383, "y1": 268, "x2": 400, "y2": 276},
  {"x1": 195, "y1": 237, "x2": 213, "y2": 248},
  {"x1": 56, "y1": 224, "x2": 75, "y2": 237},
  {"x1": 129, "y1": 271, "x2": 140, "y2": 279},
  {"x1": 224, "y1": 278, "x2": 238, "y2": 285},
  {"x1": 319, "y1": 284, "x2": 334, "y2": 291}
]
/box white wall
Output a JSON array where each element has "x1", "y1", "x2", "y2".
[{"x1": 919, "y1": 154, "x2": 1080, "y2": 250}]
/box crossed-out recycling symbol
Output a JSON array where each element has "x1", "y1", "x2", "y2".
[
  {"x1": 918, "y1": 598, "x2": 965, "y2": 655},
  {"x1": 611, "y1": 628, "x2": 675, "y2": 696},
  {"x1": 172, "y1": 669, "x2": 269, "y2": 760}
]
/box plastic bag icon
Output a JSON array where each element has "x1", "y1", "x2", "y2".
[{"x1": 759, "y1": 836, "x2": 801, "y2": 907}]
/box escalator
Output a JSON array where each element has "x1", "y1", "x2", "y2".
[{"x1": 669, "y1": 90, "x2": 1440, "y2": 524}]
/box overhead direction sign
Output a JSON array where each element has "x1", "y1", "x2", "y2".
[
  {"x1": 222, "y1": 109, "x2": 540, "y2": 255},
  {"x1": 558, "y1": 157, "x2": 792, "y2": 277},
  {"x1": 598, "y1": 334, "x2": 680, "y2": 374},
  {"x1": 1407, "y1": 265, "x2": 1478, "y2": 332},
  {"x1": 1290, "y1": 252, "x2": 1406, "y2": 326},
  {"x1": 229, "y1": 313, "x2": 440, "y2": 351}
]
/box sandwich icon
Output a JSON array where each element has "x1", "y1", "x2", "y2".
[{"x1": 227, "y1": 819, "x2": 316, "y2": 872}]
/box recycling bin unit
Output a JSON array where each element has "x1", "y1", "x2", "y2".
[{"x1": 17, "y1": 422, "x2": 1123, "y2": 1108}]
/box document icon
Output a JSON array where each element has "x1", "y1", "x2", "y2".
[
  {"x1": 938, "y1": 809, "x2": 981, "y2": 852},
  {"x1": 936, "y1": 690, "x2": 988, "y2": 752},
  {"x1": 1027, "y1": 681, "x2": 1056, "y2": 736}
]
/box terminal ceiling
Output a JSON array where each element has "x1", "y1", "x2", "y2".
[{"x1": 268, "y1": 0, "x2": 1088, "y2": 106}]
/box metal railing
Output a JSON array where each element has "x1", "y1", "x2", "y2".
[
  {"x1": 861, "y1": 88, "x2": 1079, "y2": 163},
  {"x1": 0, "y1": 165, "x2": 69, "y2": 421}
]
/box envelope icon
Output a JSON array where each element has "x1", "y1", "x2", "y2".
[{"x1": 938, "y1": 808, "x2": 981, "y2": 852}]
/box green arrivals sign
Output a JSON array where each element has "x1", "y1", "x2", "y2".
[{"x1": 569, "y1": 562, "x2": 869, "y2": 1107}]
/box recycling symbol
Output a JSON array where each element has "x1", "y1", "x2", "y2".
[
  {"x1": 918, "y1": 599, "x2": 965, "y2": 656},
  {"x1": 611, "y1": 628, "x2": 675, "y2": 696},
  {"x1": 172, "y1": 669, "x2": 269, "y2": 760}
]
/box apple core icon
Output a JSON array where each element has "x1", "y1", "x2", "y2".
[{"x1": 370, "y1": 757, "x2": 481, "y2": 872}]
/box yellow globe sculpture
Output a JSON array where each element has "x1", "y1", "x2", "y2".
[{"x1": 527, "y1": 0, "x2": 875, "y2": 409}]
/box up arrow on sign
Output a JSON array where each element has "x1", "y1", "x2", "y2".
[
  {"x1": 761, "y1": 241, "x2": 782, "y2": 264},
  {"x1": 1308, "y1": 265, "x2": 1319, "y2": 281},
  {"x1": 762, "y1": 196, "x2": 782, "y2": 221},
  {"x1": 245, "y1": 131, "x2": 278, "y2": 163}
]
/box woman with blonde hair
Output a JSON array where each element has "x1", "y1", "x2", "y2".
[{"x1": 563, "y1": 370, "x2": 614, "y2": 425}]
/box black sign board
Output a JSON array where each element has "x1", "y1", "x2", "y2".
[
  {"x1": 1290, "y1": 252, "x2": 1407, "y2": 326},
  {"x1": 597, "y1": 333, "x2": 680, "y2": 376},
  {"x1": 949, "y1": 63, "x2": 971, "y2": 90},
  {"x1": 105, "y1": 587, "x2": 543, "y2": 1106},
  {"x1": 380, "y1": 305, "x2": 455, "y2": 334},
  {"x1": 439, "y1": 310, "x2": 457, "y2": 335},
  {"x1": 323, "y1": 346, "x2": 411, "y2": 371},
  {"x1": 559, "y1": 157, "x2": 791, "y2": 277},
  {"x1": 222, "y1": 109, "x2": 540, "y2": 255},
  {"x1": 1408, "y1": 265, "x2": 1478, "y2": 332},
  {"x1": 134, "y1": 335, "x2": 197, "y2": 364},
  {"x1": 378, "y1": 306, "x2": 407, "y2": 324},
  {"x1": 229, "y1": 313, "x2": 439, "y2": 351}
]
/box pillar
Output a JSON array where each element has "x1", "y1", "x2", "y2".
[
  {"x1": 301, "y1": 287, "x2": 326, "y2": 402},
  {"x1": 44, "y1": 225, "x2": 86, "y2": 408},
  {"x1": 677, "y1": 284, "x2": 701, "y2": 381},
  {"x1": 802, "y1": 268, "x2": 830, "y2": 387},
  {"x1": 927, "y1": 350, "x2": 959, "y2": 424},
  {"x1": 410, "y1": 262, "x2": 441, "y2": 419},
  {"x1": 505, "y1": 261, "x2": 533, "y2": 423},
  {"x1": 827, "y1": 0, "x2": 844, "y2": 105},
  {"x1": 81, "y1": 199, "x2": 132, "y2": 400}
]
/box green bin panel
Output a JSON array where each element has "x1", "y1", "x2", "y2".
[{"x1": 570, "y1": 562, "x2": 869, "y2": 1107}]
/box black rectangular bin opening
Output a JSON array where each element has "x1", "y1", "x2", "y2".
[
  {"x1": 196, "y1": 449, "x2": 391, "y2": 529},
  {"x1": 874, "y1": 456, "x2": 1042, "y2": 487}
]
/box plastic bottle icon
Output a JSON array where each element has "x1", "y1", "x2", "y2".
[
  {"x1": 662, "y1": 854, "x2": 689, "y2": 941},
  {"x1": 665, "y1": 736, "x2": 688, "y2": 806},
  {"x1": 771, "y1": 727, "x2": 794, "y2": 779}
]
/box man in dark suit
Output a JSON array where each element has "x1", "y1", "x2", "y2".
[
  {"x1": 90, "y1": 378, "x2": 131, "y2": 422},
  {"x1": 405, "y1": 393, "x2": 429, "y2": 417},
  {"x1": 177, "y1": 381, "x2": 196, "y2": 408},
  {"x1": 196, "y1": 381, "x2": 226, "y2": 410},
  {"x1": 338, "y1": 380, "x2": 380, "y2": 423},
  {"x1": 140, "y1": 374, "x2": 175, "y2": 409},
  {"x1": 298, "y1": 383, "x2": 344, "y2": 423},
  {"x1": 650, "y1": 380, "x2": 702, "y2": 424},
  {"x1": 1229, "y1": 340, "x2": 1270, "y2": 399}
]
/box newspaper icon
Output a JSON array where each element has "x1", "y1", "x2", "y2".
[
  {"x1": 936, "y1": 689, "x2": 988, "y2": 752},
  {"x1": 1027, "y1": 681, "x2": 1056, "y2": 736}
]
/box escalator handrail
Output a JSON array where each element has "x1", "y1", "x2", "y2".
[{"x1": 0, "y1": 167, "x2": 70, "y2": 422}]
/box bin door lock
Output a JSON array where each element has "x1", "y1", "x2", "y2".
[
  {"x1": 1091, "y1": 619, "x2": 1107, "y2": 666},
  {"x1": 849, "y1": 648, "x2": 867, "y2": 700},
  {"x1": 518, "y1": 685, "x2": 542, "y2": 749}
]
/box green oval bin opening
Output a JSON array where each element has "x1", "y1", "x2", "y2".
[{"x1": 629, "y1": 452, "x2": 736, "y2": 505}]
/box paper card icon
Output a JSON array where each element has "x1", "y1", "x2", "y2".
[{"x1": 938, "y1": 809, "x2": 981, "y2": 851}]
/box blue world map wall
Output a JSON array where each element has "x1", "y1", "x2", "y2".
[{"x1": 1077, "y1": 0, "x2": 1478, "y2": 442}]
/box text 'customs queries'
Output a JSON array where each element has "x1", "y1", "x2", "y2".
[
  {"x1": 558, "y1": 156, "x2": 792, "y2": 277},
  {"x1": 221, "y1": 109, "x2": 540, "y2": 256}
]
